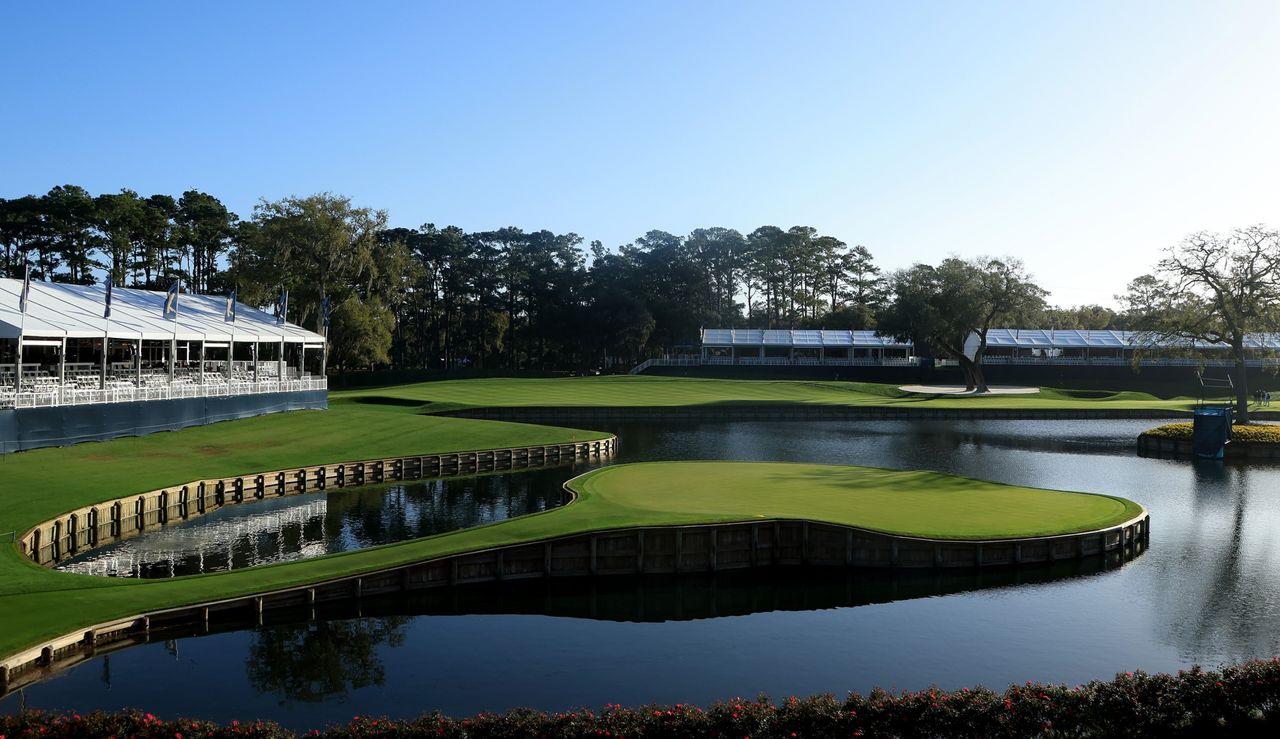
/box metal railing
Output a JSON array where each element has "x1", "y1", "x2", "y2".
[
  {"x1": 0, "y1": 377, "x2": 327, "y2": 410},
  {"x1": 631, "y1": 356, "x2": 921, "y2": 372}
]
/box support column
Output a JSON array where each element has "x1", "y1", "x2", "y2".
[
  {"x1": 253, "y1": 343, "x2": 259, "y2": 384},
  {"x1": 14, "y1": 333, "x2": 22, "y2": 395},
  {"x1": 320, "y1": 342, "x2": 327, "y2": 380},
  {"x1": 58, "y1": 336, "x2": 66, "y2": 404},
  {"x1": 226, "y1": 331, "x2": 234, "y2": 383},
  {"x1": 279, "y1": 338, "x2": 285, "y2": 389},
  {"x1": 198, "y1": 340, "x2": 205, "y2": 387},
  {"x1": 135, "y1": 338, "x2": 142, "y2": 388},
  {"x1": 168, "y1": 337, "x2": 176, "y2": 384},
  {"x1": 99, "y1": 335, "x2": 107, "y2": 390}
]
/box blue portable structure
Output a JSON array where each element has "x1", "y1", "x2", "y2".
[{"x1": 1192, "y1": 406, "x2": 1232, "y2": 459}]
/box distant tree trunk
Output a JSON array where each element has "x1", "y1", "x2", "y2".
[{"x1": 1234, "y1": 337, "x2": 1250, "y2": 424}]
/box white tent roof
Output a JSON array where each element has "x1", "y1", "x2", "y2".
[
  {"x1": 701, "y1": 328, "x2": 911, "y2": 348},
  {"x1": 0, "y1": 278, "x2": 324, "y2": 343},
  {"x1": 980, "y1": 328, "x2": 1280, "y2": 351}
]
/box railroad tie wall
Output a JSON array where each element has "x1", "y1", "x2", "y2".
[{"x1": 20, "y1": 437, "x2": 619, "y2": 567}]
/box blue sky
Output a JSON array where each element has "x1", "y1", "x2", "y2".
[{"x1": 3, "y1": 1, "x2": 1278, "y2": 306}]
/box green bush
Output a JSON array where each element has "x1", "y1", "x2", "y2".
[
  {"x1": 6, "y1": 660, "x2": 1280, "y2": 738},
  {"x1": 1144, "y1": 422, "x2": 1280, "y2": 444}
]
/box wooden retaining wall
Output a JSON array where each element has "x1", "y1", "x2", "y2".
[
  {"x1": 0, "y1": 510, "x2": 1149, "y2": 693},
  {"x1": 1137, "y1": 433, "x2": 1280, "y2": 460},
  {"x1": 19, "y1": 437, "x2": 618, "y2": 568},
  {"x1": 449, "y1": 406, "x2": 1189, "y2": 422}
]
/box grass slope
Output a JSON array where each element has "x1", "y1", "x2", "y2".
[
  {"x1": 0, "y1": 457, "x2": 1141, "y2": 660},
  {"x1": 0, "y1": 376, "x2": 1166, "y2": 661},
  {"x1": 0, "y1": 402, "x2": 609, "y2": 657},
  {"x1": 566, "y1": 462, "x2": 1144, "y2": 540},
  {"x1": 333, "y1": 376, "x2": 1197, "y2": 413}
]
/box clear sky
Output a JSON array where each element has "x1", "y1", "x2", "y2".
[{"x1": 2, "y1": 1, "x2": 1278, "y2": 307}]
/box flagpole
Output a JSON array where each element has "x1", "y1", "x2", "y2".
[
  {"x1": 16, "y1": 295, "x2": 25, "y2": 397},
  {"x1": 101, "y1": 280, "x2": 110, "y2": 392},
  {"x1": 170, "y1": 280, "x2": 179, "y2": 388},
  {"x1": 16, "y1": 271, "x2": 27, "y2": 398}
]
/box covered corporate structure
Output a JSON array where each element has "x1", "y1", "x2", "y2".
[
  {"x1": 966, "y1": 328, "x2": 1280, "y2": 366},
  {"x1": 0, "y1": 278, "x2": 327, "y2": 452},
  {"x1": 633, "y1": 327, "x2": 1280, "y2": 373},
  {"x1": 696, "y1": 329, "x2": 915, "y2": 365}
]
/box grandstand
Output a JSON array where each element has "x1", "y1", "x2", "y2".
[
  {"x1": 630, "y1": 328, "x2": 1280, "y2": 374},
  {"x1": 1, "y1": 278, "x2": 327, "y2": 452},
  {"x1": 967, "y1": 328, "x2": 1280, "y2": 366}
]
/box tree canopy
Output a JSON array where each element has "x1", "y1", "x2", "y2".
[
  {"x1": 879, "y1": 257, "x2": 1046, "y2": 392},
  {"x1": 1120, "y1": 225, "x2": 1280, "y2": 422}
]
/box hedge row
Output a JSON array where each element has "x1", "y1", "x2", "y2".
[
  {"x1": 1144, "y1": 422, "x2": 1280, "y2": 444},
  {"x1": 4, "y1": 660, "x2": 1280, "y2": 738}
]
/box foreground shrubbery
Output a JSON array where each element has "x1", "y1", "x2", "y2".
[
  {"x1": 1144, "y1": 422, "x2": 1280, "y2": 444},
  {"x1": 5, "y1": 660, "x2": 1280, "y2": 738}
]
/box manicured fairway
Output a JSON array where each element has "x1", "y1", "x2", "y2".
[
  {"x1": 0, "y1": 375, "x2": 1165, "y2": 664},
  {"x1": 335, "y1": 375, "x2": 1196, "y2": 413},
  {"x1": 565, "y1": 462, "x2": 1145, "y2": 540}
]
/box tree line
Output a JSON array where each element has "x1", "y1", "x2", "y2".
[
  {"x1": 1, "y1": 187, "x2": 905, "y2": 370},
  {"x1": 7, "y1": 186, "x2": 1261, "y2": 399}
]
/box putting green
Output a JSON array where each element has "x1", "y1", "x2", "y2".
[{"x1": 564, "y1": 462, "x2": 1145, "y2": 540}]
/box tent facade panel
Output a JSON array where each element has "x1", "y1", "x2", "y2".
[{"x1": 0, "y1": 278, "x2": 323, "y2": 344}]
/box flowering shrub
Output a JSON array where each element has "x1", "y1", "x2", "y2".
[
  {"x1": 1144, "y1": 422, "x2": 1280, "y2": 443},
  {"x1": 4, "y1": 659, "x2": 1280, "y2": 737}
]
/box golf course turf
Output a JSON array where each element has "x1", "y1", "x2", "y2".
[
  {"x1": 336, "y1": 375, "x2": 1200, "y2": 413},
  {"x1": 0, "y1": 376, "x2": 1159, "y2": 665},
  {"x1": 564, "y1": 462, "x2": 1145, "y2": 540}
]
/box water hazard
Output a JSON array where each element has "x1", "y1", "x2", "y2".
[
  {"x1": 8, "y1": 418, "x2": 1280, "y2": 731},
  {"x1": 55, "y1": 466, "x2": 579, "y2": 578}
]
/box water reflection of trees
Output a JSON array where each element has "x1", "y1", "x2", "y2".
[
  {"x1": 246, "y1": 617, "x2": 408, "y2": 704},
  {"x1": 1154, "y1": 463, "x2": 1280, "y2": 662},
  {"x1": 324, "y1": 470, "x2": 566, "y2": 548}
]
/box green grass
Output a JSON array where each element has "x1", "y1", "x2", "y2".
[
  {"x1": 0, "y1": 375, "x2": 1172, "y2": 662},
  {"x1": 0, "y1": 402, "x2": 610, "y2": 658},
  {"x1": 565, "y1": 462, "x2": 1145, "y2": 540},
  {"x1": 332, "y1": 376, "x2": 1198, "y2": 413}
]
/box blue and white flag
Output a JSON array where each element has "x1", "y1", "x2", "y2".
[
  {"x1": 163, "y1": 281, "x2": 180, "y2": 320},
  {"x1": 321, "y1": 295, "x2": 332, "y2": 329},
  {"x1": 274, "y1": 289, "x2": 289, "y2": 325},
  {"x1": 225, "y1": 286, "x2": 237, "y2": 322},
  {"x1": 18, "y1": 265, "x2": 31, "y2": 313},
  {"x1": 103, "y1": 278, "x2": 113, "y2": 319}
]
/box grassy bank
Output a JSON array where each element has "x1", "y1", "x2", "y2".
[
  {"x1": 567, "y1": 462, "x2": 1144, "y2": 540},
  {"x1": 333, "y1": 375, "x2": 1198, "y2": 413},
  {"x1": 0, "y1": 402, "x2": 610, "y2": 658},
  {"x1": 0, "y1": 375, "x2": 1167, "y2": 662}
]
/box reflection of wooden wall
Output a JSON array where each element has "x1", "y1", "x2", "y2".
[
  {"x1": 1, "y1": 508, "x2": 1149, "y2": 695},
  {"x1": 1138, "y1": 433, "x2": 1280, "y2": 459},
  {"x1": 21, "y1": 437, "x2": 619, "y2": 568}
]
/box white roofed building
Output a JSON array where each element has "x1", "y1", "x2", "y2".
[
  {"x1": 963, "y1": 329, "x2": 1280, "y2": 366},
  {"x1": 0, "y1": 277, "x2": 327, "y2": 413}
]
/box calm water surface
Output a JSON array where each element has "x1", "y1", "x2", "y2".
[
  {"x1": 55, "y1": 466, "x2": 577, "y2": 577},
  {"x1": 7, "y1": 418, "x2": 1280, "y2": 731}
]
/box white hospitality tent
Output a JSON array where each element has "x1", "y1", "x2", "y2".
[
  {"x1": 966, "y1": 328, "x2": 1280, "y2": 360},
  {"x1": 0, "y1": 277, "x2": 326, "y2": 399},
  {"x1": 700, "y1": 328, "x2": 913, "y2": 361}
]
